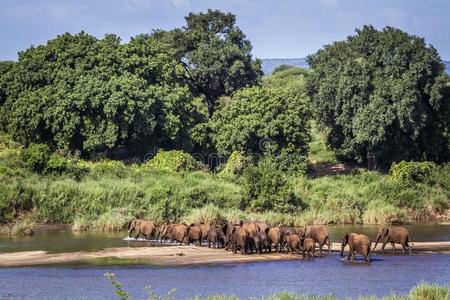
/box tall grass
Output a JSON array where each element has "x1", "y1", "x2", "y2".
[{"x1": 0, "y1": 133, "x2": 448, "y2": 231}]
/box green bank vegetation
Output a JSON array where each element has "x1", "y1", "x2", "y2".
[
  {"x1": 0, "y1": 11, "x2": 449, "y2": 233},
  {"x1": 104, "y1": 273, "x2": 450, "y2": 300}
]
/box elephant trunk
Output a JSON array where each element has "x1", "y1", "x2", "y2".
[
  {"x1": 372, "y1": 235, "x2": 381, "y2": 251},
  {"x1": 340, "y1": 242, "x2": 346, "y2": 257}
]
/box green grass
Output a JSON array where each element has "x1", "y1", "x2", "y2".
[
  {"x1": 0, "y1": 133, "x2": 448, "y2": 231},
  {"x1": 307, "y1": 123, "x2": 336, "y2": 164}
]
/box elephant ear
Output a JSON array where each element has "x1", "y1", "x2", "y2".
[
  {"x1": 222, "y1": 224, "x2": 228, "y2": 235},
  {"x1": 189, "y1": 223, "x2": 195, "y2": 227},
  {"x1": 240, "y1": 220, "x2": 244, "y2": 226},
  {"x1": 265, "y1": 227, "x2": 270, "y2": 234}
]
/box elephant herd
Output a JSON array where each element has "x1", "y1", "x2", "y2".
[{"x1": 128, "y1": 219, "x2": 413, "y2": 263}]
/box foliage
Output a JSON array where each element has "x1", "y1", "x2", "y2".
[
  {"x1": 390, "y1": 161, "x2": 437, "y2": 185},
  {"x1": 104, "y1": 273, "x2": 131, "y2": 300},
  {"x1": 264, "y1": 67, "x2": 310, "y2": 92},
  {"x1": 307, "y1": 122, "x2": 337, "y2": 164},
  {"x1": 307, "y1": 25, "x2": 450, "y2": 169},
  {"x1": 144, "y1": 150, "x2": 205, "y2": 172},
  {"x1": 46, "y1": 153, "x2": 68, "y2": 174},
  {"x1": 218, "y1": 151, "x2": 249, "y2": 177},
  {"x1": 272, "y1": 64, "x2": 295, "y2": 74},
  {"x1": 212, "y1": 86, "x2": 312, "y2": 173},
  {"x1": 409, "y1": 283, "x2": 450, "y2": 300},
  {"x1": 242, "y1": 158, "x2": 301, "y2": 213},
  {"x1": 20, "y1": 143, "x2": 51, "y2": 173},
  {"x1": 0, "y1": 32, "x2": 196, "y2": 157},
  {"x1": 155, "y1": 9, "x2": 262, "y2": 117}
]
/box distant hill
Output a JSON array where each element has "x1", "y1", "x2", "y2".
[
  {"x1": 261, "y1": 58, "x2": 450, "y2": 75},
  {"x1": 261, "y1": 58, "x2": 309, "y2": 75}
]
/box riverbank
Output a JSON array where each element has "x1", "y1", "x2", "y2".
[{"x1": 1, "y1": 242, "x2": 450, "y2": 267}]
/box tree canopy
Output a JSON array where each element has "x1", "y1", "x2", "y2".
[
  {"x1": 0, "y1": 32, "x2": 195, "y2": 157},
  {"x1": 307, "y1": 25, "x2": 450, "y2": 168},
  {"x1": 156, "y1": 9, "x2": 262, "y2": 117},
  {"x1": 211, "y1": 86, "x2": 312, "y2": 173}
]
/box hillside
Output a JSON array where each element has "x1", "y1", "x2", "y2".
[{"x1": 261, "y1": 58, "x2": 450, "y2": 75}]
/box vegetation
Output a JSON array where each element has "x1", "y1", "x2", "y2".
[
  {"x1": 104, "y1": 274, "x2": 450, "y2": 300},
  {"x1": 307, "y1": 25, "x2": 450, "y2": 169},
  {"x1": 211, "y1": 86, "x2": 312, "y2": 173},
  {"x1": 0, "y1": 12, "x2": 449, "y2": 231}
]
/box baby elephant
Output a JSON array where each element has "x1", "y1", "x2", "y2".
[
  {"x1": 301, "y1": 237, "x2": 315, "y2": 258},
  {"x1": 341, "y1": 233, "x2": 371, "y2": 263},
  {"x1": 285, "y1": 234, "x2": 301, "y2": 254}
]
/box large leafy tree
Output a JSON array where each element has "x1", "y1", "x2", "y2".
[
  {"x1": 211, "y1": 86, "x2": 312, "y2": 173},
  {"x1": 157, "y1": 10, "x2": 262, "y2": 117},
  {"x1": 307, "y1": 26, "x2": 450, "y2": 169},
  {"x1": 0, "y1": 32, "x2": 195, "y2": 156}
]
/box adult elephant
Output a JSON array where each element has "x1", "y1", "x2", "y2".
[
  {"x1": 231, "y1": 225, "x2": 250, "y2": 255},
  {"x1": 341, "y1": 233, "x2": 371, "y2": 263},
  {"x1": 168, "y1": 224, "x2": 189, "y2": 245},
  {"x1": 222, "y1": 223, "x2": 236, "y2": 250},
  {"x1": 285, "y1": 234, "x2": 301, "y2": 254},
  {"x1": 299, "y1": 225, "x2": 332, "y2": 254},
  {"x1": 199, "y1": 222, "x2": 211, "y2": 241},
  {"x1": 186, "y1": 224, "x2": 203, "y2": 246},
  {"x1": 266, "y1": 227, "x2": 283, "y2": 252},
  {"x1": 207, "y1": 227, "x2": 226, "y2": 248},
  {"x1": 129, "y1": 219, "x2": 155, "y2": 240},
  {"x1": 254, "y1": 221, "x2": 268, "y2": 233},
  {"x1": 372, "y1": 226, "x2": 412, "y2": 254},
  {"x1": 156, "y1": 223, "x2": 173, "y2": 242}
]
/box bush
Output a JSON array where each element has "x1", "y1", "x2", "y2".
[
  {"x1": 46, "y1": 153, "x2": 68, "y2": 174},
  {"x1": 20, "y1": 143, "x2": 51, "y2": 172},
  {"x1": 144, "y1": 150, "x2": 204, "y2": 172},
  {"x1": 390, "y1": 161, "x2": 437, "y2": 185},
  {"x1": 218, "y1": 151, "x2": 249, "y2": 177},
  {"x1": 409, "y1": 282, "x2": 450, "y2": 300},
  {"x1": 242, "y1": 158, "x2": 302, "y2": 213}
]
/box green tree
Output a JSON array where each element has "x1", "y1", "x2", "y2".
[
  {"x1": 211, "y1": 86, "x2": 312, "y2": 173},
  {"x1": 307, "y1": 26, "x2": 450, "y2": 169},
  {"x1": 0, "y1": 32, "x2": 196, "y2": 156},
  {"x1": 157, "y1": 10, "x2": 262, "y2": 117}
]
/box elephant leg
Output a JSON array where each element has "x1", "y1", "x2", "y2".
[
  {"x1": 326, "y1": 238, "x2": 332, "y2": 254},
  {"x1": 364, "y1": 254, "x2": 370, "y2": 263},
  {"x1": 402, "y1": 243, "x2": 407, "y2": 254},
  {"x1": 391, "y1": 242, "x2": 396, "y2": 254},
  {"x1": 319, "y1": 241, "x2": 323, "y2": 254},
  {"x1": 381, "y1": 239, "x2": 389, "y2": 254}
]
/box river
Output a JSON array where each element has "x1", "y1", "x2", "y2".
[{"x1": 0, "y1": 224, "x2": 449, "y2": 299}]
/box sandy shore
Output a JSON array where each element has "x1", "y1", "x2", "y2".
[{"x1": 1, "y1": 241, "x2": 450, "y2": 267}]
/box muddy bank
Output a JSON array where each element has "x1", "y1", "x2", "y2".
[{"x1": 1, "y1": 242, "x2": 450, "y2": 267}]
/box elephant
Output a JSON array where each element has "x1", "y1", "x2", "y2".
[
  {"x1": 281, "y1": 226, "x2": 296, "y2": 236},
  {"x1": 240, "y1": 221, "x2": 260, "y2": 236},
  {"x1": 254, "y1": 221, "x2": 268, "y2": 233},
  {"x1": 168, "y1": 224, "x2": 189, "y2": 245},
  {"x1": 128, "y1": 219, "x2": 155, "y2": 240},
  {"x1": 186, "y1": 224, "x2": 203, "y2": 246},
  {"x1": 156, "y1": 223, "x2": 172, "y2": 242},
  {"x1": 285, "y1": 234, "x2": 301, "y2": 254},
  {"x1": 253, "y1": 231, "x2": 270, "y2": 254},
  {"x1": 199, "y1": 222, "x2": 212, "y2": 240},
  {"x1": 341, "y1": 233, "x2": 371, "y2": 263},
  {"x1": 207, "y1": 227, "x2": 226, "y2": 248},
  {"x1": 231, "y1": 225, "x2": 250, "y2": 255},
  {"x1": 128, "y1": 219, "x2": 143, "y2": 238},
  {"x1": 222, "y1": 223, "x2": 236, "y2": 250},
  {"x1": 301, "y1": 237, "x2": 315, "y2": 258},
  {"x1": 372, "y1": 226, "x2": 412, "y2": 254},
  {"x1": 299, "y1": 225, "x2": 332, "y2": 254},
  {"x1": 266, "y1": 227, "x2": 283, "y2": 252}
]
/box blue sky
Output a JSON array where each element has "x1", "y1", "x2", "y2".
[{"x1": 1, "y1": 0, "x2": 449, "y2": 61}]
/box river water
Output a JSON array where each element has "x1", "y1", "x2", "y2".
[{"x1": 0, "y1": 224, "x2": 449, "y2": 299}]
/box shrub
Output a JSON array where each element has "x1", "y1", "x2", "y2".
[
  {"x1": 242, "y1": 158, "x2": 302, "y2": 213},
  {"x1": 409, "y1": 282, "x2": 450, "y2": 300},
  {"x1": 144, "y1": 150, "x2": 204, "y2": 172},
  {"x1": 390, "y1": 161, "x2": 437, "y2": 185},
  {"x1": 20, "y1": 143, "x2": 51, "y2": 172},
  {"x1": 362, "y1": 200, "x2": 408, "y2": 225},
  {"x1": 218, "y1": 151, "x2": 248, "y2": 177},
  {"x1": 46, "y1": 153, "x2": 68, "y2": 174}
]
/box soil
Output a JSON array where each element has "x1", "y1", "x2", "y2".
[{"x1": 1, "y1": 242, "x2": 449, "y2": 267}]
